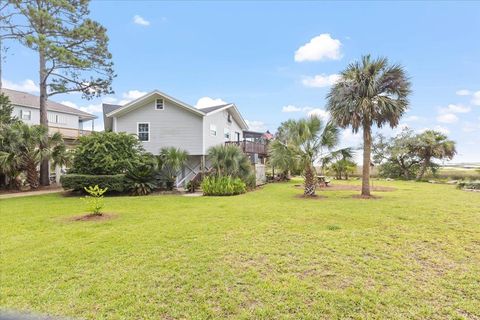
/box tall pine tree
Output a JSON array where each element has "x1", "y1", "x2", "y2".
[{"x1": 8, "y1": 0, "x2": 115, "y2": 185}]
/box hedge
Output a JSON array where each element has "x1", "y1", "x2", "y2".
[
  {"x1": 60, "y1": 174, "x2": 127, "y2": 193},
  {"x1": 457, "y1": 180, "x2": 480, "y2": 190},
  {"x1": 201, "y1": 176, "x2": 246, "y2": 196}
]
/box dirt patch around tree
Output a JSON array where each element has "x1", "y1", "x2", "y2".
[
  {"x1": 68, "y1": 213, "x2": 118, "y2": 222},
  {"x1": 294, "y1": 184, "x2": 396, "y2": 192},
  {"x1": 294, "y1": 194, "x2": 327, "y2": 200},
  {"x1": 350, "y1": 194, "x2": 383, "y2": 200}
]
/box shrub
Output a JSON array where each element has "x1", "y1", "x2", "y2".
[
  {"x1": 201, "y1": 176, "x2": 246, "y2": 196},
  {"x1": 60, "y1": 174, "x2": 126, "y2": 192},
  {"x1": 244, "y1": 173, "x2": 257, "y2": 189},
  {"x1": 457, "y1": 180, "x2": 480, "y2": 190},
  {"x1": 83, "y1": 185, "x2": 108, "y2": 215},
  {"x1": 125, "y1": 164, "x2": 158, "y2": 196},
  {"x1": 186, "y1": 179, "x2": 200, "y2": 193},
  {"x1": 69, "y1": 132, "x2": 147, "y2": 175}
]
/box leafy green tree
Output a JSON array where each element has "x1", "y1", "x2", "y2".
[
  {"x1": 158, "y1": 147, "x2": 189, "y2": 190},
  {"x1": 7, "y1": 0, "x2": 115, "y2": 186},
  {"x1": 70, "y1": 132, "x2": 146, "y2": 175},
  {"x1": 372, "y1": 130, "x2": 420, "y2": 179},
  {"x1": 208, "y1": 144, "x2": 253, "y2": 181},
  {"x1": 414, "y1": 130, "x2": 456, "y2": 180},
  {"x1": 268, "y1": 116, "x2": 339, "y2": 196},
  {"x1": 0, "y1": 93, "x2": 17, "y2": 125},
  {"x1": 327, "y1": 55, "x2": 411, "y2": 196}
]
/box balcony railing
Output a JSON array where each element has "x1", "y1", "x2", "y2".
[
  {"x1": 48, "y1": 126, "x2": 93, "y2": 139},
  {"x1": 225, "y1": 140, "x2": 267, "y2": 155}
]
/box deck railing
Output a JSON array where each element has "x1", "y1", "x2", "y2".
[
  {"x1": 48, "y1": 126, "x2": 93, "y2": 139},
  {"x1": 225, "y1": 140, "x2": 267, "y2": 155}
]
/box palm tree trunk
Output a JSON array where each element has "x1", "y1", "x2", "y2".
[
  {"x1": 361, "y1": 124, "x2": 372, "y2": 196},
  {"x1": 39, "y1": 46, "x2": 50, "y2": 186},
  {"x1": 304, "y1": 165, "x2": 316, "y2": 196},
  {"x1": 26, "y1": 161, "x2": 39, "y2": 189},
  {"x1": 417, "y1": 159, "x2": 429, "y2": 180}
]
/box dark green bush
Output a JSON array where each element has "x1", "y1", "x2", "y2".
[
  {"x1": 60, "y1": 174, "x2": 126, "y2": 192},
  {"x1": 201, "y1": 176, "x2": 246, "y2": 196},
  {"x1": 125, "y1": 164, "x2": 158, "y2": 196},
  {"x1": 69, "y1": 132, "x2": 147, "y2": 175},
  {"x1": 457, "y1": 180, "x2": 480, "y2": 190}
]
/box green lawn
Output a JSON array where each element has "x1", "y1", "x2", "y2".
[{"x1": 1, "y1": 180, "x2": 479, "y2": 319}]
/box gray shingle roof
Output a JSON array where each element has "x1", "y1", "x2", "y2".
[
  {"x1": 1, "y1": 88, "x2": 97, "y2": 120},
  {"x1": 198, "y1": 104, "x2": 231, "y2": 114}
]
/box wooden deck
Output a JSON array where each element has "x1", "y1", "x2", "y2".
[{"x1": 225, "y1": 141, "x2": 267, "y2": 156}]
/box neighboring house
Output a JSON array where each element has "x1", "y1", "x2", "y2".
[
  {"x1": 1, "y1": 88, "x2": 97, "y2": 144},
  {"x1": 103, "y1": 90, "x2": 268, "y2": 186}
]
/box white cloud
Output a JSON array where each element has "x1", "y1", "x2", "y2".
[
  {"x1": 341, "y1": 130, "x2": 362, "y2": 147},
  {"x1": 462, "y1": 122, "x2": 478, "y2": 133},
  {"x1": 2, "y1": 78, "x2": 39, "y2": 93},
  {"x1": 133, "y1": 15, "x2": 150, "y2": 26},
  {"x1": 419, "y1": 125, "x2": 450, "y2": 135},
  {"x1": 245, "y1": 120, "x2": 266, "y2": 132},
  {"x1": 282, "y1": 105, "x2": 302, "y2": 113},
  {"x1": 404, "y1": 115, "x2": 421, "y2": 122},
  {"x1": 456, "y1": 89, "x2": 471, "y2": 96},
  {"x1": 307, "y1": 108, "x2": 330, "y2": 120},
  {"x1": 440, "y1": 103, "x2": 470, "y2": 114},
  {"x1": 294, "y1": 34, "x2": 342, "y2": 62},
  {"x1": 302, "y1": 74, "x2": 341, "y2": 88},
  {"x1": 471, "y1": 91, "x2": 480, "y2": 106},
  {"x1": 194, "y1": 96, "x2": 227, "y2": 109},
  {"x1": 436, "y1": 113, "x2": 458, "y2": 124},
  {"x1": 117, "y1": 90, "x2": 148, "y2": 105},
  {"x1": 61, "y1": 100, "x2": 102, "y2": 114}
]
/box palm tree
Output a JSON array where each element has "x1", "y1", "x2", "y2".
[
  {"x1": 414, "y1": 130, "x2": 456, "y2": 180},
  {"x1": 207, "y1": 144, "x2": 252, "y2": 180},
  {"x1": 158, "y1": 147, "x2": 189, "y2": 190},
  {"x1": 327, "y1": 55, "x2": 411, "y2": 196},
  {"x1": 268, "y1": 116, "x2": 339, "y2": 196},
  {"x1": 0, "y1": 123, "x2": 68, "y2": 189}
]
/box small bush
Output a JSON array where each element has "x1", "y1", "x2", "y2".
[
  {"x1": 60, "y1": 174, "x2": 126, "y2": 192},
  {"x1": 125, "y1": 164, "x2": 158, "y2": 196},
  {"x1": 201, "y1": 176, "x2": 246, "y2": 196},
  {"x1": 83, "y1": 185, "x2": 108, "y2": 215},
  {"x1": 186, "y1": 179, "x2": 200, "y2": 193},
  {"x1": 457, "y1": 180, "x2": 480, "y2": 190},
  {"x1": 244, "y1": 173, "x2": 257, "y2": 189}
]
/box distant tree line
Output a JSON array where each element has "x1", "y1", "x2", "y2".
[{"x1": 372, "y1": 129, "x2": 456, "y2": 180}]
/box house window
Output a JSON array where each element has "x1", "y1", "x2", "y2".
[
  {"x1": 224, "y1": 128, "x2": 230, "y2": 140},
  {"x1": 235, "y1": 132, "x2": 241, "y2": 142},
  {"x1": 227, "y1": 114, "x2": 232, "y2": 123},
  {"x1": 137, "y1": 123, "x2": 150, "y2": 141},
  {"x1": 21, "y1": 110, "x2": 31, "y2": 120},
  {"x1": 155, "y1": 98, "x2": 164, "y2": 110},
  {"x1": 210, "y1": 124, "x2": 217, "y2": 136}
]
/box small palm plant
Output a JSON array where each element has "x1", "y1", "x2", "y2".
[
  {"x1": 268, "y1": 116, "x2": 339, "y2": 196},
  {"x1": 83, "y1": 185, "x2": 108, "y2": 216},
  {"x1": 158, "y1": 147, "x2": 189, "y2": 190},
  {"x1": 126, "y1": 163, "x2": 158, "y2": 196}
]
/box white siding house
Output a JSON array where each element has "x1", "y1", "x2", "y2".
[
  {"x1": 2, "y1": 88, "x2": 97, "y2": 141},
  {"x1": 103, "y1": 90, "x2": 266, "y2": 187}
]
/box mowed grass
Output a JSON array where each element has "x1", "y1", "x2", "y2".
[{"x1": 1, "y1": 180, "x2": 479, "y2": 319}]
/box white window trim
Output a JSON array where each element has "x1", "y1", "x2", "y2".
[
  {"x1": 155, "y1": 98, "x2": 164, "y2": 110},
  {"x1": 137, "y1": 122, "x2": 150, "y2": 142},
  {"x1": 210, "y1": 124, "x2": 217, "y2": 136},
  {"x1": 21, "y1": 110, "x2": 32, "y2": 120},
  {"x1": 224, "y1": 127, "x2": 230, "y2": 140}
]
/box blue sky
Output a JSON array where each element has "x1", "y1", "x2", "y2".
[{"x1": 2, "y1": 1, "x2": 480, "y2": 162}]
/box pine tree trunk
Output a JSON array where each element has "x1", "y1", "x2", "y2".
[
  {"x1": 361, "y1": 124, "x2": 372, "y2": 196},
  {"x1": 39, "y1": 46, "x2": 50, "y2": 186},
  {"x1": 304, "y1": 165, "x2": 316, "y2": 196}
]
